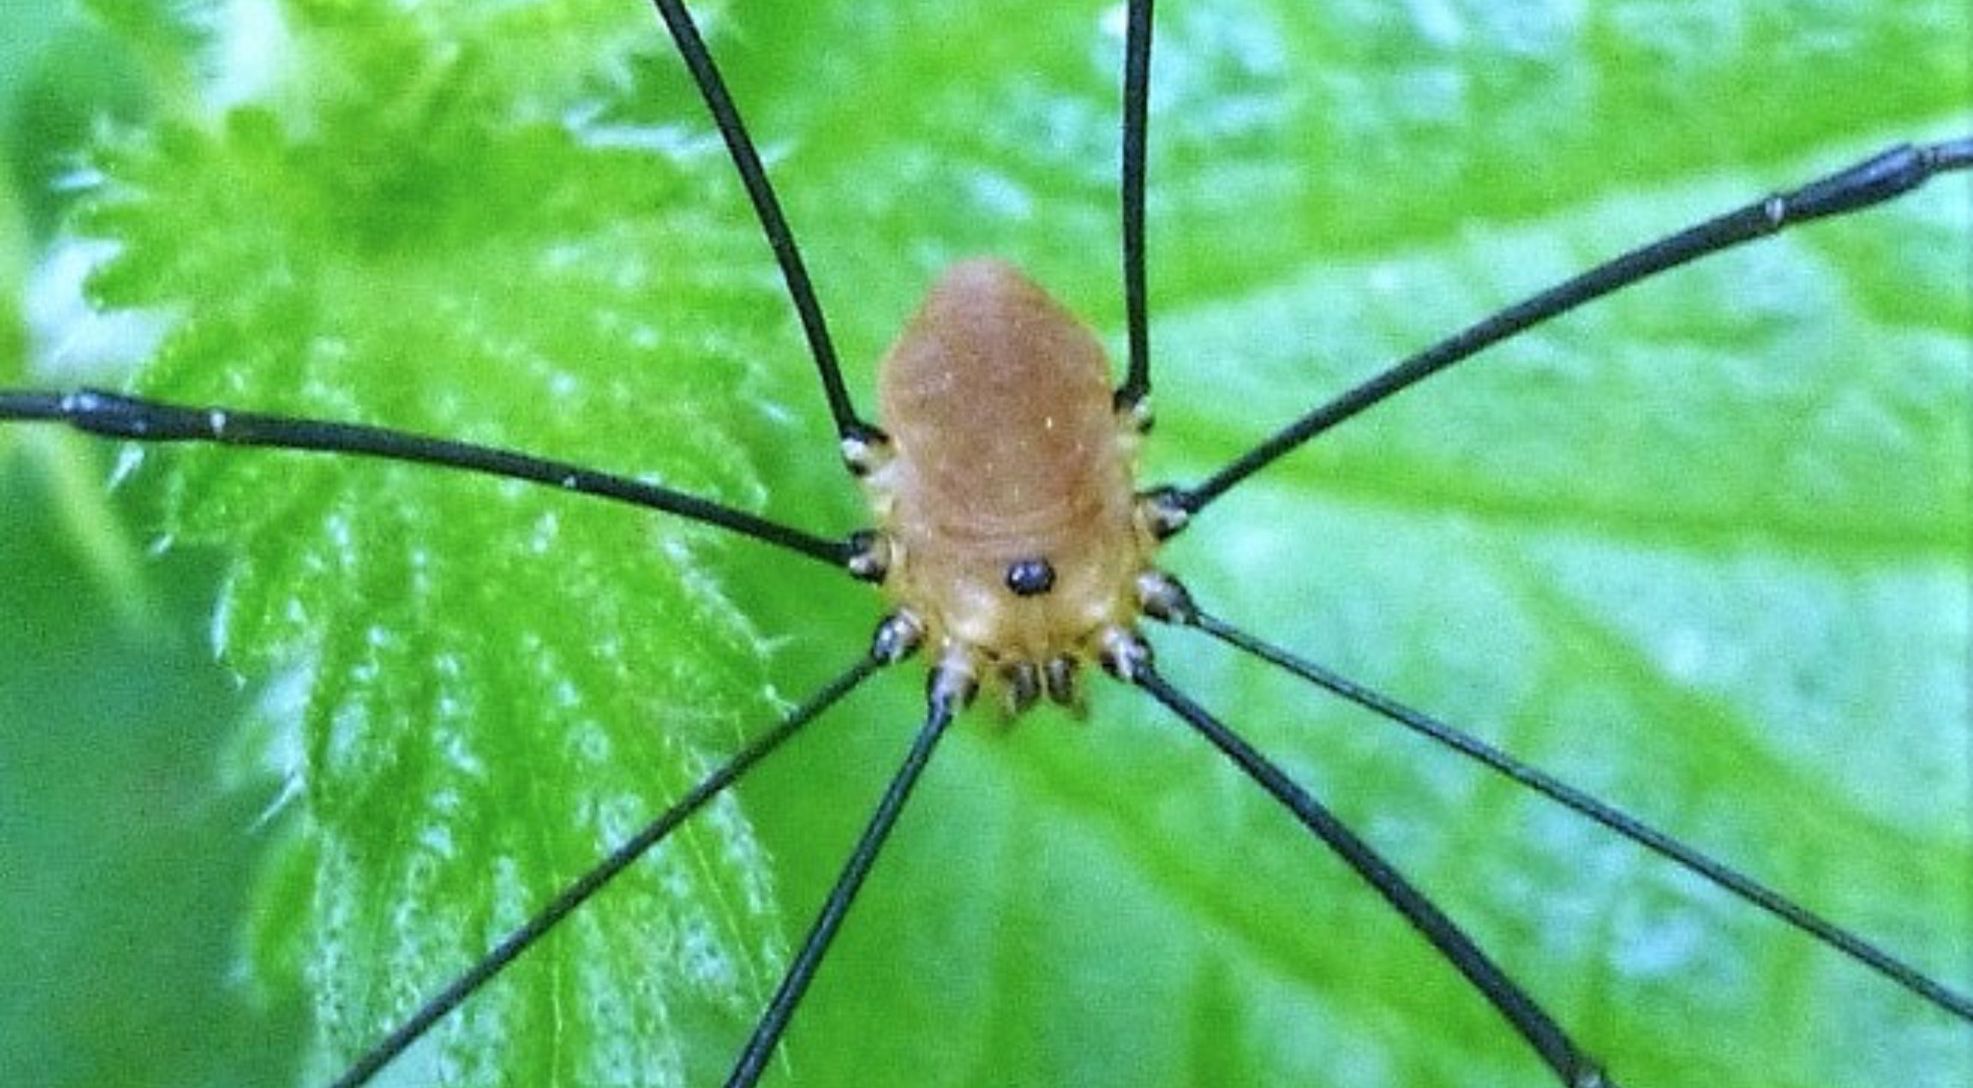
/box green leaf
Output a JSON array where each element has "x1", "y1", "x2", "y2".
[
  {"x1": 0, "y1": 176, "x2": 21, "y2": 386},
  {"x1": 0, "y1": 0, "x2": 180, "y2": 628},
  {"x1": 83, "y1": 1, "x2": 794, "y2": 1084},
  {"x1": 27, "y1": 0, "x2": 1973, "y2": 1086}
]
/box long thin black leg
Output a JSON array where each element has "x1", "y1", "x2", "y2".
[
  {"x1": 1132, "y1": 659, "x2": 1613, "y2": 1088},
  {"x1": 725, "y1": 683, "x2": 963, "y2": 1087},
  {"x1": 645, "y1": 0, "x2": 876, "y2": 445},
  {"x1": 1177, "y1": 136, "x2": 1973, "y2": 514},
  {"x1": 1114, "y1": 0, "x2": 1155, "y2": 412},
  {"x1": 0, "y1": 389, "x2": 853, "y2": 568},
  {"x1": 329, "y1": 653, "x2": 884, "y2": 1088},
  {"x1": 1174, "y1": 601, "x2": 1973, "y2": 1023}
]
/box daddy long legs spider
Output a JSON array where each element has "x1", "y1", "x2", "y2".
[{"x1": 2, "y1": 0, "x2": 1969, "y2": 1085}]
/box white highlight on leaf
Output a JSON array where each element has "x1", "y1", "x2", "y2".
[
  {"x1": 597, "y1": 792, "x2": 646, "y2": 846},
  {"x1": 437, "y1": 721, "x2": 486, "y2": 781},
  {"x1": 528, "y1": 511, "x2": 560, "y2": 554},
  {"x1": 565, "y1": 96, "x2": 724, "y2": 163},
  {"x1": 1662, "y1": 626, "x2": 1711, "y2": 682},
  {"x1": 324, "y1": 511, "x2": 354, "y2": 562},
  {"x1": 48, "y1": 163, "x2": 104, "y2": 194},
  {"x1": 241, "y1": 661, "x2": 310, "y2": 830},
  {"x1": 1100, "y1": 2, "x2": 1127, "y2": 40},
  {"x1": 324, "y1": 700, "x2": 370, "y2": 778},
  {"x1": 390, "y1": 856, "x2": 440, "y2": 1011},
  {"x1": 1614, "y1": 901, "x2": 1708, "y2": 979},
  {"x1": 209, "y1": 572, "x2": 236, "y2": 659},
  {"x1": 416, "y1": 821, "x2": 456, "y2": 860},
  {"x1": 106, "y1": 445, "x2": 145, "y2": 490},
  {"x1": 1366, "y1": 261, "x2": 1407, "y2": 297},
  {"x1": 574, "y1": 904, "x2": 682, "y2": 1087},
  {"x1": 965, "y1": 171, "x2": 1035, "y2": 220},
  {"x1": 25, "y1": 238, "x2": 167, "y2": 383},
  {"x1": 1400, "y1": 0, "x2": 1464, "y2": 48},
  {"x1": 490, "y1": 854, "x2": 528, "y2": 932},
  {"x1": 569, "y1": 720, "x2": 610, "y2": 764},
  {"x1": 210, "y1": 0, "x2": 297, "y2": 115},
  {"x1": 677, "y1": 915, "x2": 736, "y2": 993},
  {"x1": 703, "y1": 790, "x2": 777, "y2": 919}
]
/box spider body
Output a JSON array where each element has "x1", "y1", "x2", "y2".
[{"x1": 867, "y1": 258, "x2": 1158, "y2": 711}]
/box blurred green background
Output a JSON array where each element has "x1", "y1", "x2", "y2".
[
  {"x1": 0, "y1": 5, "x2": 305, "y2": 1085},
  {"x1": 1, "y1": 2, "x2": 1969, "y2": 1087}
]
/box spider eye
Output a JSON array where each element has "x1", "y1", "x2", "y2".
[{"x1": 1004, "y1": 557, "x2": 1056, "y2": 597}]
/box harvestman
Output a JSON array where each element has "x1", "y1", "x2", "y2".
[{"x1": 4, "y1": 1, "x2": 1971, "y2": 1085}]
